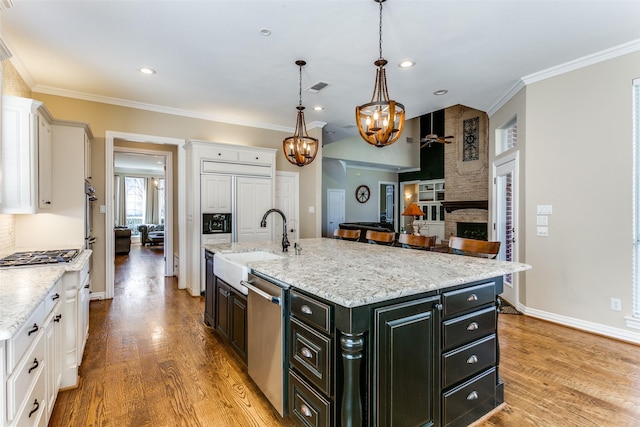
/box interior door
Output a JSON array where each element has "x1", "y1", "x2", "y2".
[
  {"x1": 493, "y1": 156, "x2": 519, "y2": 306},
  {"x1": 327, "y1": 189, "x2": 345, "y2": 237}
]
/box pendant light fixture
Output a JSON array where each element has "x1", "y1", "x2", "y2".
[
  {"x1": 283, "y1": 60, "x2": 318, "y2": 167},
  {"x1": 355, "y1": 0, "x2": 405, "y2": 148}
]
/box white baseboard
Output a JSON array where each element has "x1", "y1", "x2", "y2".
[
  {"x1": 90, "y1": 292, "x2": 106, "y2": 301},
  {"x1": 520, "y1": 306, "x2": 640, "y2": 345}
]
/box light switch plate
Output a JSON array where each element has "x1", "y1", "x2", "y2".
[
  {"x1": 536, "y1": 215, "x2": 549, "y2": 226},
  {"x1": 99, "y1": 205, "x2": 106, "y2": 214},
  {"x1": 536, "y1": 205, "x2": 553, "y2": 215},
  {"x1": 308, "y1": 206, "x2": 315, "y2": 214},
  {"x1": 536, "y1": 226, "x2": 548, "y2": 236}
]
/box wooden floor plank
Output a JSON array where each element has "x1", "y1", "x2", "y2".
[{"x1": 49, "y1": 244, "x2": 640, "y2": 426}]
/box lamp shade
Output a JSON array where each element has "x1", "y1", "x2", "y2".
[{"x1": 402, "y1": 203, "x2": 424, "y2": 217}]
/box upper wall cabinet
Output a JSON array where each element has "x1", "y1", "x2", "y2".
[{"x1": 0, "y1": 96, "x2": 54, "y2": 214}]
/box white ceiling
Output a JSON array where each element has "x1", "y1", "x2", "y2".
[{"x1": 2, "y1": 1, "x2": 639, "y2": 144}]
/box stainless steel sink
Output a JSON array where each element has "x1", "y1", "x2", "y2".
[{"x1": 213, "y1": 251, "x2": 284, "y2": 295}]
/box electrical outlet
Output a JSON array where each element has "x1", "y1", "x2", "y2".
[
  {"x1": 610, "y1": 298, "x2": 622, "y2": 311},
  {"x1": 536, "y1": 226, "x2": 548, "y2": 237}
]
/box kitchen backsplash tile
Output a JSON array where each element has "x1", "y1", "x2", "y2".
[{"x1": 0, "y1": 214, "x2": 15, "y2": 253}]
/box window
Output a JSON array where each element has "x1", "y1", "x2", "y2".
[
  {"x1": 496, "y1": 117, "x2": 517, "y2": 155},
  {"x1": 125, "y1": 177, "x2": 146, "y2": 235},
  {"x1": 633, "y1": 78, "x2": 640, "y2": 318}
]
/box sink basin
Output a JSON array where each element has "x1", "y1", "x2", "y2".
[{"x1": 213, "y1": 251, "x2": 284, "y2": 295}]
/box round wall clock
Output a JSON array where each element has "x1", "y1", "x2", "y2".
[{"x1": 355, "y1": 185, "x2": 370, "y2": 203}]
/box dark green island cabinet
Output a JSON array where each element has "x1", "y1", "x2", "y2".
[
  {"x1": 285, "y1": 274, "x2": 503, "y2": 427},
  {"x1": 204, "y1": 250, "x2": 247, "y2": 363}
]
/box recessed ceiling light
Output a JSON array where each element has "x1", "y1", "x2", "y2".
[
  {"x1": 260, "y1": 28, "x2": 271, "y2": 36},
  {"x1": 139, "y1": 67, "x2": 156, "y2": 75},
  {"x1": 434, "y1": 89, "x2": 448, "y2": 95},
  {"x1": 313, "y1": 106, "x2": 324, "y2": 111},
  {"x1": 398, "y1": 60, "x2": 415, "y2": 68}
]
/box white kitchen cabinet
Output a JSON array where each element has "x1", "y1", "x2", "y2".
[
  {"x1": 61, "y1": 255, "x2": 91, "y2": 389},
  {"x1": 84, "y1": 132, "x2": 92, "y2": 181},
  {"x1": 3, "y1": 279, "x2": 62, "y2": 427},
  {"x1": 236, "y1": 176, "x2": 273, "y2": 242},
  {"x1": 201, "y1": 174, "x2": 232, "y2": 213},
  {"x1": 0, "y1": 96, "x2": 54, "y2": 214}
]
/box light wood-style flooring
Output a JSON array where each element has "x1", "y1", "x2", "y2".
[{"x1": 50, "y1": 244, "x2": 640, "y2": 426}]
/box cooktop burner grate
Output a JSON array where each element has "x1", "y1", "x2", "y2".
[{"x1": 0, "y1": 249, "x2": 80, "y2": 267}]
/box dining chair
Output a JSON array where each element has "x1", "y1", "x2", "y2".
[
  {"x1": 398, "y1": 234, "x2": 436, "y2": 250},
  {"x1": 365, "y1": 230, "x2": 395, "y2": 246},
  {"x1": 333, "y1": 228, "x2": 361, "y2": 241},
  {"x1": 447, "y1": 236, "x2": 501, "y2": 259}
]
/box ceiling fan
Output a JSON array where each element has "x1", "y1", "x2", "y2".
[{"x1": 420, "y1": 112, "x2": 454, "y2": 148}]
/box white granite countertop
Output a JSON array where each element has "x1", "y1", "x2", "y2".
[
  {"x1": 203, "y1": 238, "x2": 531, "y2": 308},
  {"x1": 0, "y1": 249, "x2": 92, "y2": 340}
]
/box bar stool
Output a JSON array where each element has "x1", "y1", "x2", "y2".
[
  {"x1": 398, "y1": 234, "x2": 436, "y2": 250},
  {"x1": 448, "y1": 236, "x2": 501, "y2": 259},
  {"x1": 365, "y1": 230, "x2": 395, "y2": 246},
  {"x1": 333, "y1": 229, "x2": 361, "y2": 241}
]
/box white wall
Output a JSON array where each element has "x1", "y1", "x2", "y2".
[{"x1": 518, "y1": 51, "x2": 640, "y2": 341}]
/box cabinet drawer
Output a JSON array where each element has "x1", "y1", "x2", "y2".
[
  {"x1": 442, "y1": 282, "x2": 495, "y2": 317},
  {"x1": 7, "y1": 331, "x2": 46, "y2": 420},
  {"x1": 45, "y1": 280, "x2": 62, "y2": 314},
  {"x1": 443, "y1": 335, "x2": 496, "y2": 389},
  {"x1": 443, "y1": 368, "x2": 496, "y2": 427},
  {"x1": 203, "y1": 149, "x2": 239, "y2": 165},
  {"x1": 8, "y1": 302, "x2": 45, "y2": 374},
  {"x1": 291, "y1": 291, "x2": 332, "y2": 334},
  {"x1": 290, "y1": 317, "x2": 331, "y2": 395},
  {"x1": 442, "y1": 307, "x2": 496, "y2": 350},
  {"x1": 238, "y1": 149, "x2": 274, "y2": 165},
  {"x1": 12, "y1": 365, "x2": 47, "y2": 427},
  {"x1": 289, "y1": 370, "x2": 332, "y2": 427}
]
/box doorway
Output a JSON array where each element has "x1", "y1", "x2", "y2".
[
  {"x1": 493, "y1": 153, "x2": 519, "y2": 307},
  {"x1": 105, "y1": 131, "x2": 186, "y2": 300},
  {"x1": 326, "y1": 189, "x2": 345, "y2": 237},
  {"x1": 378, "y1": 181, "x2": 397, "y2": 230}
]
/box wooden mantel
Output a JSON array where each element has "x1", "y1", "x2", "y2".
[{"x1": 441, "y1": 200, "x2": 488, "y2": 213}]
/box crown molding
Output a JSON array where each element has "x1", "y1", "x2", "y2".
[
  {"x1": 522, "y1": 39, "x2": 640, "y2": 85},
  {"x1": 487, "y1": 79, "x2": 525, "y2": 117},
  {"x1": 32, "y1": 85, "x2": 297, "y2": 134}
]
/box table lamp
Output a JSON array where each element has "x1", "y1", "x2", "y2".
[{"x1": 402, "y1": 203, "x2": 424, "y2": 235}]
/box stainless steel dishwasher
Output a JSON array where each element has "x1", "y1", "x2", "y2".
[{"x1": 242, "y1": 273, "x2": 289, "y2": 417}]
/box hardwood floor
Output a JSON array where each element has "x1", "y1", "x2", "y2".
[{"x1": 50, "y1": 245, "x2": 640, "y2": 426}]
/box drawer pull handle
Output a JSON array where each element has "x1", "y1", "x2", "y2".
[
  {"x1": 84, "y1": 284, "x2": 90, "y2": 289},
  {"x1": 467, "y1": 391, "x2": 479, "y2": 401},
  {"x1": 300, "y1": 403, "x2": 312, "y2": 418},
  {"x1": 54, "y1": 314, "x2": 62, "y2": 323},
  {"x1": 28, "y1": 358, "x2": 39, "y2": 374},
  {"x1": 466, "y1": 322, "x2": 479, "y2": 331},
  {"x1": 301, "y1": 347, "x2": 313, "y2": 358},
  {"x1": 52, "y1": 293, "x2": 60, "y2": 301},
  {"x1": 301, "y1": 305, "x2": 313, "y2": 315},
  {"x1": 28, "y1": 399, "x2": 40, "y2": 418},
  {"x1": 467, "y1": 293, "x2": 478, "y2": 302},
  {"x1": 466, "y1": 355, "x2": 479, "y2": 364},
  {"x1": 28, "y1": 323, "x2": 39, "y2": 336}
]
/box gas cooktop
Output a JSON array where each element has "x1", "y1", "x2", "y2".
[{"x1": 0, "y1": 249, "x2": 80, "y2": 267}]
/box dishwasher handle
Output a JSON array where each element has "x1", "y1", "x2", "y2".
[{"x1": 241, "y1": 280, "x2": 281, "y2": 305}]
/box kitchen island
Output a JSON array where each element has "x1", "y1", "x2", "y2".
[{"x1": 203, "y1": 238, "x2": 530, "y2": 427}]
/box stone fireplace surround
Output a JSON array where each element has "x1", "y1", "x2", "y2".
[{"x1": 443, "y1": 105, "x2": 489, "y2": 241}]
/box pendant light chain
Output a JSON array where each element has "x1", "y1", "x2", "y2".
[
  {"x1": 378, "y1": 0, "x2": 383, "y2": 61},
  {"x1": 298, "y1": 62, "x2": 303, "y2": 107}
]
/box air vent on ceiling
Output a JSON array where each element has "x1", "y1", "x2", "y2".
[
  {"x1": 342, "y1": 124, "x2": 356, "y2": 129},
  {"x1": 305, "y1": 82, "x2": 329, "y2": 93}
]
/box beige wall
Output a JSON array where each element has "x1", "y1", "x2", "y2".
[
  {"x1": 31, "y1": 94, "x2": 323, "y2": 294},
  {"x1": 521, "y1": 52, "x2": 639, "y2": 335}
]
